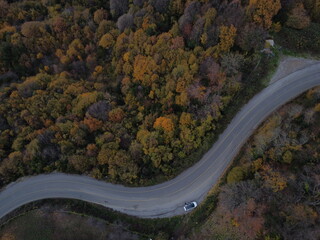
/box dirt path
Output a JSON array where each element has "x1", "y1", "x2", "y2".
[{"x1": 270, "y1": 56, "x2": 320, "y2": 84}]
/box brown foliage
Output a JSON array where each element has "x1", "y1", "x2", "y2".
[
  {"x1": 286, "y1": 3, "x2": 311, "y2": 29},
  {"x1": 83, "y1": 116, "x2": 103, "y2": 132},
  {"x1": 94, "y1": 9, "x2": 108, "y2": 24},
  {"x1": 108, "y1": 108, "x2": 125, "y2": 123},
  {"x1": 21, "y1": 21, "x2": 44, "y2": 38},
  {"x1": 52, "y1": 17, "x2": 67, "y2": 33},
  {"x1": 0, "y1": 233, "x2": 15, "y2": 240},
  {"x1": 68, "y1": 155, "x2": 93, "y2": 172},
  {"x1": 260, "y1": 164, "x2": 287, "y2": 192}
]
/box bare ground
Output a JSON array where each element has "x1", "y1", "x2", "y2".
[{"x1": 270, "y1": 56, "x2": 320, "y2": 85}]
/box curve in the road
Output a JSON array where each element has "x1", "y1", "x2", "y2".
[{"x1": 1, "y1": 63, "x2": 320, "y2": 219}]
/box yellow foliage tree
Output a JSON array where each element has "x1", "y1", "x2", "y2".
[
  {"x1": 179, "y1": 112, "x2": 193, "y2": 127},
  {"x1": 133, "y1": 55, "x2": 158, "y2": 86},
  {"x1": 72, "y1": 91, "x2": 103, "y2": 116},
  {"x1": 99, "y1": 33, "x2": 115, "y2": 49},
  {"x1": 252, "y1": 0, "x2": 281, "y2": 29},
  {"x1": 216, "y1": 25, "x2": 237, "y2": 57},
  {"x1": 66, "y1": 39, "x2": 84, "y2": 59},
  {"x1": 204, "y1": 8, "x2": 217, "y2": 30}
]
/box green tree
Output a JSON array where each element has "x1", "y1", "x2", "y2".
[
  {"x1": 69, "y1": 155, "x2": 95, "y2": 172},
  {"x1": 282, "y1": 150, "x2": 293, "y2": 164},
  {"x1": 72, "y1": 91, "x2": 104, "y2": 116}
]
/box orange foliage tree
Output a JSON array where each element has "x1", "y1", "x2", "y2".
[
  {"x1": 153, "y1": 117, "x2": 174, "y2": 132},
  {"x1": 83, "y1": 116, "x2": 103, "y2": 132}
]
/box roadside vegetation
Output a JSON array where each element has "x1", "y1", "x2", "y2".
[
  {"x1": 0, "y1": 206, "x2": 140, "y2": 240},
  {"x1": 187, "y1": 86, "x2": 320, "y2": 240}
]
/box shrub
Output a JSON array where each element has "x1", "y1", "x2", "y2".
[
  {"x1": 275, "y1": 23, "x2": 320, "y2": 53},
  {"x1": 227, "y1": 166, "x2": 246, "y2": 183}
]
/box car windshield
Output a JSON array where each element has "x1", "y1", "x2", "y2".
[{"x1": 185, "y1": 203, "x2": 195, "y2": 210}]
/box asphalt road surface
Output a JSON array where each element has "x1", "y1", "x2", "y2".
[{"x1": 1, "y1": 63, "x2": 320, "y2": 219}]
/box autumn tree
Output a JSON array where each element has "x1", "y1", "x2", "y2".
[
  {"x1": 282, "y1": 150, "x2": 293, "y2": 164},
  {"x1": 216, "y1": 25, "x2": 237, "y2": 56},
  {"x1": 69, "y1": 123, "x2": 87, "y2": 147},
  {"x1": 0, "y1": 152, "x2": 23, "y2": 182},
  {"x1": 227, "y1": 166, "x2": 246, "y2": 183},
  {"x1": 154, "y1": 117, "x2": 174, "y2": 132},
  {"x1": 260, "y1": 165, "x2": 287, "y2": 192},
  {"x1": 69, "y1": 154, "x2": 94, "y2": 172},
  {"x1": 94, "y1": 9, "x2": 108, "y2": 24},
  {"x1": 286, "y1": 3, "x2": 311, "y2": 29},
  {"x1": 72, "y1": 91, "x2": 103, "y2": 116},
  {"x1": 83, "y1": 116, "x2": 103, "y2": 132},
  {"x1": 108, "y1": 108, "x2": 125, "y2": 123},
  {"x1": 67, "y1": 39, "x2": 85, "y2": 60},
  {"x1": 25, "y1": 138, "x2": 41, "y2": 161},
  {"x1": 133, "y1": 55, "x2": 159, "y2": 86},
  {"x1": 251, "y1": 0, "x2": 281, "y2": 29},
  {"x1": 107, "y1": 150, "x2": 138, "y2": 183},
  {"x1": 99, "y1": 33, "x2": 115, "y2": 49},
  {"x1": 21, "y1": 21, "x2": 45, "y2": 38},
  {"x1": 51, "y1": 16, "x2": 67, "y2": 33},
  {"x1": 149, "y1": 145, "x2": 174, "y2": 171},
  {"x1": 99, "y1": 33, "x2": 115, "y2": 48}
]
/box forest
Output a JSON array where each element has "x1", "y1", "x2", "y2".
[
  {"x1": 0, "y1": 0, "x2": 320, "y2": 187},
  {"x1": 192, "y1": 87, "x2": 320, "y2": 240}
]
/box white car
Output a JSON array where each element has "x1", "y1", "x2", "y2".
[{"x1": 184, "y1": 201, "x2": 197, "y2": 211}]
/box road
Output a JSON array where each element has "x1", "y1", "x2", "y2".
[{"x1": 0, "y1": 63, "x2": 320, "y2": 219}]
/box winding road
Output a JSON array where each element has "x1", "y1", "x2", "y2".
[{"x1": 0, "y1": 62, "x2": 320, "y2": 219}]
